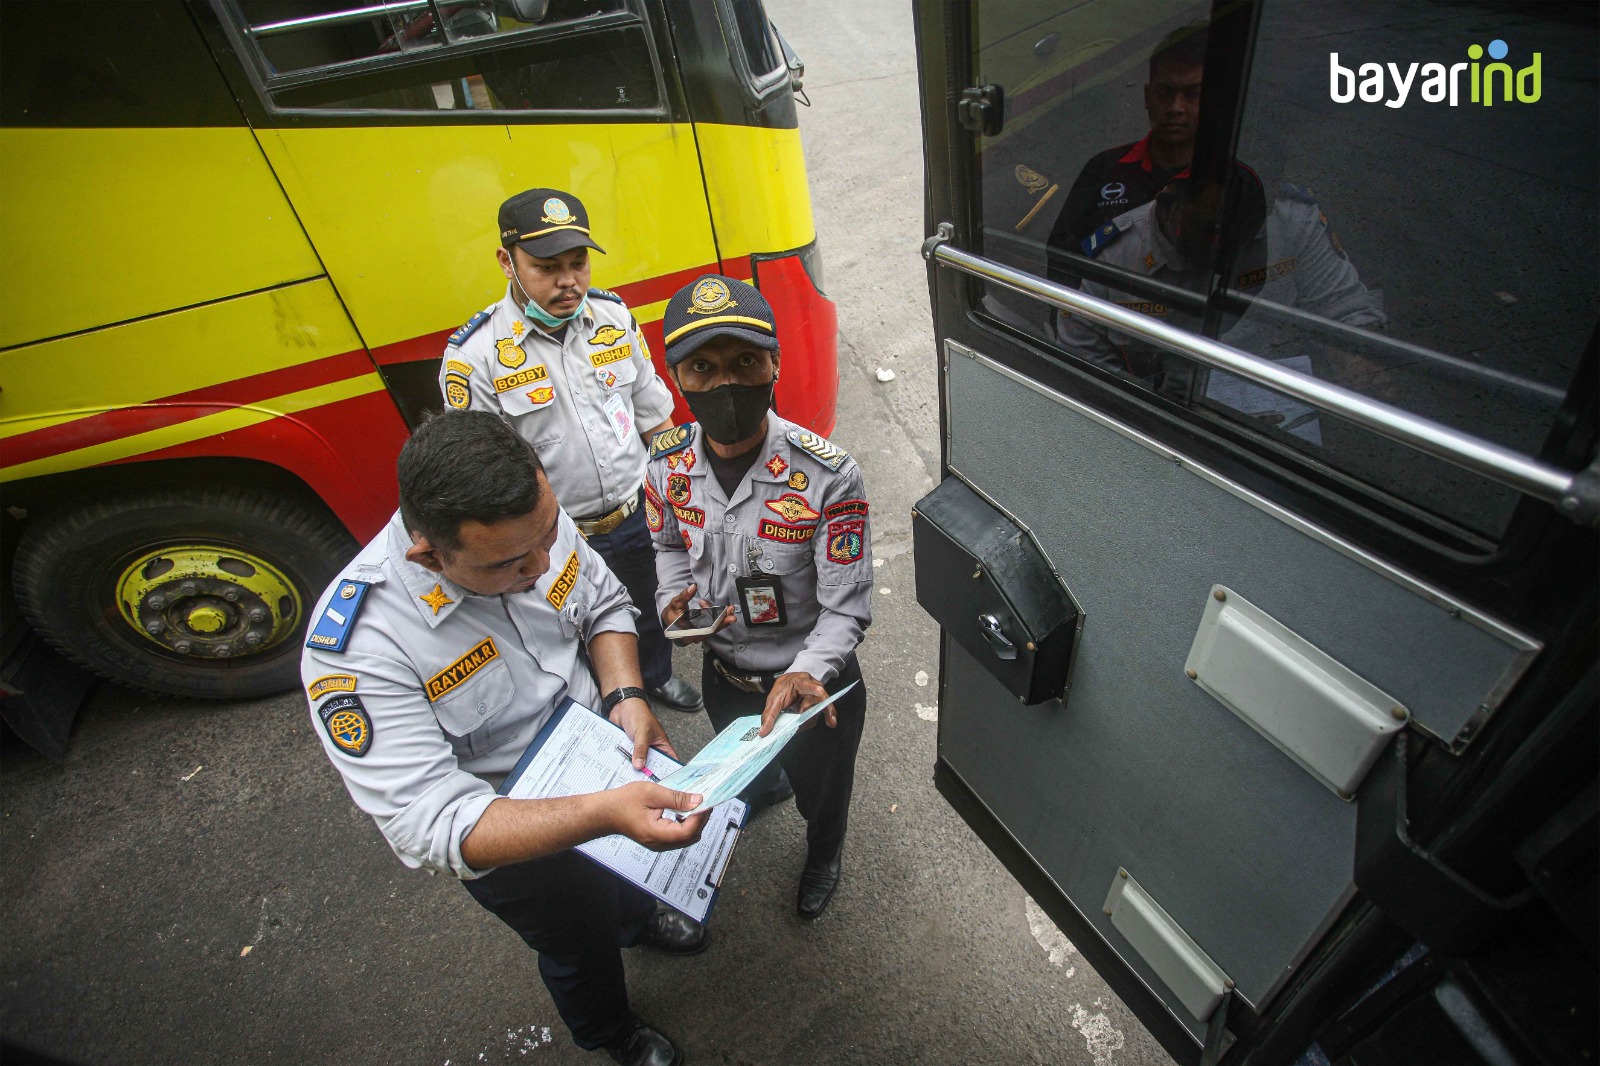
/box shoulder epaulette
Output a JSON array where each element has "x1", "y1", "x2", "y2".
[
  {"x1": 587, "y1": 287, "x2": 625, "y2": 305},
  {"x1": 1278, "y1": 181, "x2": 1318, "y2": 204},
  {"x1": 1079, "y1": 221, "x2": 1122, "y2": 258},
  {"x1": 447, "y1": 309, "x2": 492, "y2": 348},
  {"x1": 649, "y1": 425, "x2": 693, "y2": 460},
  {"x1": 305, "y1": 580, "x2": 372, "y2": 653},
  {"x1": 788, "y1": 429, "x2": 849, "y2": 471}
]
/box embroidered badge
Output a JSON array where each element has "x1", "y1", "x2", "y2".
[
  {"x1": 590, "y1": 344, "x2": 632, "y2": 368},
  {"x1": 681, "y1": 529, "x2": 694, "y2": 551},
  {"x1": 445, "y1": 359, "x2": 473, "y2": 377},
  {"x1": 758, "y1": 518, "x2": 817, "y2": 544},
  {"x1": 680, "y1": 447, "x2": 696, "y2": 472},
  {"x1": 419, "y1": 584, "x2": 453, "y2": 616},
  {"x1": 649, "y1": 425, "x2": 691, "y2": 460},
  {"x1": 444, "y1": 373, "x2": 470, "y2": 409},
  {"x1": 526, "y1": 386, "x2": 555, "y2": 405},
  {"x1": 644, "y1": 483, "x2": 664, "y2": 532},
  {"x1": 319, "y1": 694, "x2": 372, "y2": 757},
  {"x1": 546, "y1": 551, "x2": 580, "y2": 610},
  {"x1": 823, "y1": 498, "x2": 869, "y2": 520},
  {"x1": 826, "y1": 519, "x2": 865, "y2": 564},
  {"x1": 426, "y1": 637, "x2": 499, "y2": 701},
  {"x1": 447, "y1": 310, "x2": 490, "y2": 348},
  {"x1": 306, "y1": 581, "x2": 370, "y2": 652},
  {"x1": 589, "y1": 325, "x2": 627, "y2": 346},
  {"x1": 541, "y1": 197, "x2": 575, "y2": 225},
  {"x1": 496, "y1": 337, "x2": 526, "y2": 370},
  {"x1": 788, "y1": 430, "x2": 848, "y2": 471},
  {"x1": 1014, "y1": 164, "x2": 1049, "y2": 194},
  {"x1": 306, "y1": 673, "x2": 357, "y2": 701},
  {"x1": 666, "y1": 473, "x2": 691, "y2": 506},
  {"x1": 673, "y1": 505, "x2": 705, "y2": 528},
  {"x1": 764, "y1": 454, "x2": 788, "y2": 478},
  {"x1": 511, "y1": 319, "x2": 525, "y2": 340},
  {"x1": 494, "y1": 364, "x2": 549, "y2": 393},
  {"x1": 1143, "y1": 251, "x2": 1156, "y2": 270},
  {"x1": 765, "y1": 493, "x2": 819, "y2": 524},
  {"x1": 688, "y1": 277, "x2": 736, "y2": 314},
  {"x1": 788, "y1": 471, "x2": 808, "y2": 491}
]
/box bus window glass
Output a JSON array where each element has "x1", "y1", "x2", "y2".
[
  {"x1": 727, "y1": 0, "x2": 783, "y2": 82},
  {"x1": 971, "y1": 0, "x2": 1598, "y2": 543},
  {"x1": 227, "y1": 0, "x2": 658, "y2": 112}
]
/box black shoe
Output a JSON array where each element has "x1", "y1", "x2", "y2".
[
  {"x1": 603, "y1": 1018, "x2": 682, "y2": 1066},
  {"x1": 636, "y1": 906, "x2": 707, "y2": 956},
  {"x1": 738, "y1": 768, "x2": 794, "y2": 813},
  {"x1": 796, "y1": 845, "x2": 842, "y2": 920},
  {"x1": 646, "y1": 676, "x2": 704, "y2": 714}
]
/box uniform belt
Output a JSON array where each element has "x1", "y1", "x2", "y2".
[
  {"x1": 710, "y1": 655, "x2": 778, "y2": 694},
  {"x1": 573, "y1": 494, "x2": 639, "y2": 537}
]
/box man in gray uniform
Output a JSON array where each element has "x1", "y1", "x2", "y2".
[
  {"x1": 643, "y1": 275, "x2": 873, "y2": 920},
  {"x1": 302, "y1": 411, "x2": 708, "y2": 1066},
  {"x1": 441, "y1": 187, "x2": 703, "y2": 720}
]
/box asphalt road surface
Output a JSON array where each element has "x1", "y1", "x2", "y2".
[{"x1": 0, "y1": 2, "x2": 1172, "y2": 1065}]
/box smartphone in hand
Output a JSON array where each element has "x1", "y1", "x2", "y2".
[{"x1": 665, "y1": 605, "x2": 731, "y2": 639}]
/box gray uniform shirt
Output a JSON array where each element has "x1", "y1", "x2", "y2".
[
  {"x1": 300, "y1": 510, "x2": 638, "y2": 879},
  {"x1": 644, "y1": 416, "x2": 873, "y2": 684},
  {"x1": 441, "y1": 287, "x2": 677, "y2": 518}
]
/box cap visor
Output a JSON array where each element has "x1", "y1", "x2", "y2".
[
  {"x1": 513, "y1": 231, "x2": 605, "y2": 259},
  {"x1": 665, "y1": 323, "x2": 780, "y2": 366}
]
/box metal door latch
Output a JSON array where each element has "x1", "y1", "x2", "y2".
[
  {"x1": 978, "y1": 613, "x2": 1017, "y2": 660},
  {"x1": 957, "y1": 85, "x2": 1003, "y2": 136}
]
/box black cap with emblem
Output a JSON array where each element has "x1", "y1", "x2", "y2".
[
  {"x1": 661, "y1": 274, "x2": 780, "y2": 366},
  {"x1": 498, "y1": 188, "x2": 605, "y2": 259}
]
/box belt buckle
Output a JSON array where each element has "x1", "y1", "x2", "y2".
[{"x1": 715, "y1": 658, "x2": 765, "y2": 694}]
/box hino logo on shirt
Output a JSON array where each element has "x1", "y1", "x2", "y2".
[
  {"x1": 426, "y1": 637, "x2": 500, "y2": 700},
  {"x1": 1330, "y1": 39, "x2": 1541, "y2": 107}
]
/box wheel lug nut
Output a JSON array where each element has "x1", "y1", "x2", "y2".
[
  {"x1": 180, "y1": 582, "x2": 197, "y2": 596},
  {"x1": 248, "y1": 608, "x2": 268, "y2": 623},
  {"x1": 173, "y1": 640, "x2": 193, "y2": 654},
  {"x1": 222, "y1": 588, "x2": 240, "y2": 603},
  {"x1": 243, "y1": 632, "x2": 264, "y2": 647},
  {"x1": 145, "y1": 620, "x2": 165, "y2": 635},
  {"x1": 149, "y1": 595, "x2": 167, "y2": 610},
  {"x1": 214, "y1": 644, "x2": 232, "y2": 657}
]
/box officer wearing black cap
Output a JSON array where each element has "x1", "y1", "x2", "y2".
[
  {"x1": 643, "y1": 275, "x2": 874, "y2": 920},
  {"x1": 440, "y1": 187, "x2": 704, "y2": 721}
]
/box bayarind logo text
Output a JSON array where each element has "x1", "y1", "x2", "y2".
[{"x1": 1331, "y1": 39, "x2": 1541, "y2": 107}]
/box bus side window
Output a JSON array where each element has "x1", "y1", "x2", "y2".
[
  {"x1": 223, "y1": 0, "x2": 661, "y2": 113},
  {"x1": 969, "y1": 0, "x2": 1597, "y2": 549}
]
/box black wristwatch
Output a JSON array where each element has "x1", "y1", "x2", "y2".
[{"x1": 600, "y1": 686, "x2": 649, "y2": 715}]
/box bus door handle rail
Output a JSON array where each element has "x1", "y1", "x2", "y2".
[{"x1": 922, "y1": 223, "x2": 1600, "y2": 528}]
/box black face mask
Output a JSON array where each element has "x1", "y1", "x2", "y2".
[{"x1": 684, "y1": 380, "x2": 774, "y2": 445}]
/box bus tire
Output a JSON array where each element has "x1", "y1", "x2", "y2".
[{"x1": 12, "y1": 486, "x2": 356, "y2": 701}]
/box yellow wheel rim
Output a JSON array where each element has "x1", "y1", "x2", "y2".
[{"x1": 116, "y1": 545, "x2": 302, "y2": 660}]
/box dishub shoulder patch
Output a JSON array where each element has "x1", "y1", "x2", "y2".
[
  {"x1": 447, "y1": 309, "x2": 492, "y2": 349},
  {"x1": 649, "y1": 425, "x2": 693, "y2": 460},
  {"x1": 1079, "y1": 221, "x2": 1123, "y2": 259},
  {"x1": 788, "y1": 429, "x2": 849, "y2": 471},
  {"x1": 588, "y1": 286, "x2": 625, "y2": 304},
  {"x1": 306, "y1": 580, "x2": 372, "y2": 653}
]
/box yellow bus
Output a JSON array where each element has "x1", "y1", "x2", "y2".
[{"x1": 0, "y1": 0, "x2": 836, "y2": 707}]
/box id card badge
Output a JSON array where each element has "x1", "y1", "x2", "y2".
[
  {"x1": 602, "y1": 393, "x2": 633, "y2": 446},
  {"x1": 735, "y1": 574, "x2": 787, "y2": 627}
]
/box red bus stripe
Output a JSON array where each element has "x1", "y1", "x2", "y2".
[{"x1": 1, "y1": 347, "x2": 374, "y2": 468}]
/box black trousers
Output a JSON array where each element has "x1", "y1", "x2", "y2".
[
  {"x1": 701, "y1": 650, "x2": 866, "y2": 860},
  {"x1": 583, "y1": 492, "x2": 672, "y2": 689},
  {"x1": 461, "y1": 849, "x2": 655, "y2": 1050}
]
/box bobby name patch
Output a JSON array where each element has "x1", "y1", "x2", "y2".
[
  {"x1": 495, "y1": 364, "x2": 549, "y2": 393},
  {"x1": 426, "y1": 638, "x2": 499, "y2": 701}
]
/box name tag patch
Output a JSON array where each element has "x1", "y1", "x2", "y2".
[
  {"x1": 589, "y1": 343, "x2": 632, "y2": 368},
  {"x1": 758, "y1": 519, "x2": 817, "y2": 544},
  {"x1": 494, "y1": 364, "x2": 549, "y2": 393},
  {"x1": 426, "y1": 638, "x2": 500, "y2": 701},
  {"x1": 546, "y1": 551, "x2": 580, "y2": 610}
]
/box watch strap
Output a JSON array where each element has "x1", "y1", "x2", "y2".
[{"x1": 600, "y1": 686, "x2": 648, "y2": 715}]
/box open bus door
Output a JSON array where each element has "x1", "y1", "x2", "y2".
[{"x1": 912, "y1": 2, "x2": 1598, "y2": 1062}]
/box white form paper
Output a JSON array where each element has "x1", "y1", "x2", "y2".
[
  {"x1": 501, "y1": 703, "x2": 746, "y2": 923},
  {"x1": 656, "y1": 681, "x2": 860, "y2": 815},
  {"x1": 1203, "y1": 354, "x2": 1324, "y2": 446}
]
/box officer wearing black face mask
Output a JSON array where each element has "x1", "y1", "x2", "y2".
[{"x1": 642, "y1": 275, "x2": 874, "y2": 920}]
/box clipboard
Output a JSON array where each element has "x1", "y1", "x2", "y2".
[{"x1": 499, "y1": 697, "x2": 749, "y2": 924}]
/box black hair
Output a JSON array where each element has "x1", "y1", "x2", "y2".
[
  {"x1": 397, "y1": 411, "x2": 545, "y2": 552},
  {"x1": 1149, "y1": 21, "x2": 1208, "y2": 80}
]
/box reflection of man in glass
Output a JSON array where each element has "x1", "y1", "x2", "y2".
[{"x1": 1046, "y1": 22, "x2": 1208, "y2": 263}]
